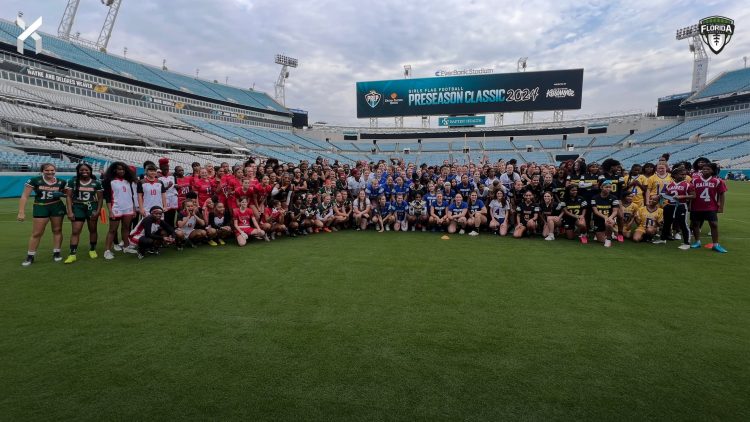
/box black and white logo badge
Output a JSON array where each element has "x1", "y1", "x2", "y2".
[
  {"x1": 365, "y1": 90, "x2": 381, "y2": 108},
  {"x1": 699, "y1": 16, "x2": 734, "y2": 55}
]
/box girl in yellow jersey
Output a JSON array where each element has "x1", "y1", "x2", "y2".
[
  {"x1": 624, "y1": 164, "x2": 648, "y2": 207},
  {"x1": 620, "y1": 191, "x2": 641, "y2": 239},
  {"x1": 647, "y1": 163, "x2": 673, "y2": 202},
  {"x1": 632, "y1": 194, "x2": 663, "y2": 243}
]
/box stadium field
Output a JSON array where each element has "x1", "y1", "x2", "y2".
[{"x1": 1, "y1": 183, "x2": 749, "y2": 420}]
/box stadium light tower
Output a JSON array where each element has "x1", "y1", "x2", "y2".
[
  {"x1": 274, "y1": 54, "x2": 298, "y2": 106},
  {"x1": 58, "y1": 0, "x2": 123, "y2": 52},
  {"x1": 676, "y1": 24, "x2": 709, "y2": 93},
  {"x1": 518, "y1": 57, "x2": 533, "y2": 124}
]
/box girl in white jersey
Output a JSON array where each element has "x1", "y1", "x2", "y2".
[
  {"x1": 158, "y1": 158, "x2": 178, "y2": 227},
  {"x1": 138, "y1": 165, "x2": 167, "y2": 218},
  {"x1": 103, "y1": 162, "x2": 139, "y2": 259}
]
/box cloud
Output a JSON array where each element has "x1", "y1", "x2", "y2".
[{"x1": 6, "y1": 0, "x2": 750, "y2": 126}]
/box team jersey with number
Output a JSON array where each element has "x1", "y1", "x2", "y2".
[
  {"x1": 394, "y1": 183, "x2": 410, "y2": 199},
  {"x1": 621, "y1": 202, "x2": 640, "y2": 224},
  {"x1": 457, "y1": 182, "x2": 475, "y2": 198},
  {"x1": 316, "y1": 202, "x2": 334, "y2": 219},
  {"x1": 366, "y1": 184, "x2": 384, "y2": 202},
  {"x1": 664, "y1": 180, "x2": 694, "y2": 205},
  {"x1": 175, "y1": 177, "x2": 192, "y2": 210},
  {"x1": 468, "y1": 199, "x2": 485, "y2": 216},
  {"x1": 516, "y1": 202, "x2": 540, "y2": 223},
  {"x1": 138, "y1": 178, "x2": 166, "y2": 212},
  {"x1": 423, "y1": 192, "x2": 437, "y2": 208},
  {"x1": 26, "y1": 176, "x2": 66, "y2": 205},
  {"x1": 590, "y1": 194, "x2": 620, "y2": 217},
  {"x1": 409, "y1": 200, "x2": 427, "y2": 216},
  {"x1": 392, "y1": 201, "x2": 409, "y2": 220},
  {"x1": 159, "y1": 175, "x2": 178, "y2": 210},
  {"x1": 191, "y1": 178, "x2": 214, "y2": 207},
  {"x1": 598, "y1": 174, "x2": 625, "y2": 198},
  {"x1": 647, "y1": 174, "x2": 673, "y2": 198},
  {"x1": 448, "y1": 201, "x2": 468, "y2": 217},
  {"x1": 624, "y1": 174, "x2": 648, "y2": 206},
  {"x1": 107, "y1": 178, "x2": 137, "y2": 217},
  {"x1": 637, "y1": 207, "x2": 663, "y2": 229},
  {"x1": 560, "y1": 196, "x2": 588, "y2": 216},
  {"x1": 431, "y1": 199, "x2": 449, "y2": 217},
  {"x1": 67, "y1": 177, "x2": 103, "y2": 204},
  {"x1": 691, "y1": 176, "x2": 726, "y2": 212},
  {"x1": 489, "y1": 199, "x2": 508, "y2": 221},
  {"x1": 234, "y1": 207, "x2": 254, "y2": 227}
]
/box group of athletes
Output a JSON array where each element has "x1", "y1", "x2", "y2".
[{"x1": 16, "y1": 152, "x2": 729, "y2": 266}]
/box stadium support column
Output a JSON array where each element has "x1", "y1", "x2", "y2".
[
  {"x1": 553, "y1": 110, "x2": 564, "y2": 122},
  {"x1": 58, "y1": 0, "x2": 80, "y2": 39},
  {"x1": 395, "y1": 116, "x2": 404, "y2": 128},
  {"x1": 96, "y1": 0, "x2": 122, "y2": 52},
  {"x1": 370, "y1": 118, "x2": 378, "y2": 128},
  {"x1": 523, "y1": 111, "x2": 533, "y2": 124},
  {"x1": 494, "y1": 113, "x2": 504, "y2": 126},
  {"x1": 422, "y1": 116, "x2": 430, "y2": 128}
]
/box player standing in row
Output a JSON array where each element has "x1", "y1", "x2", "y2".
[
  {"x1": 64, "y1": 163, "x2": 104, "y2": 264},
  {"x1": 103, "y1": 162, "x2": 139, "y2": 259},
  {"x1": 691, "y1": 163, "x2": 728, "y2": 253},
  {"x1": 18, "y1": 163, "x2": 67, "y2": 266}
]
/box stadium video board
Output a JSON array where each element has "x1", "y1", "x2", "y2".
[{"x1": 356, "y1": 69, "x2": 583, "y2": 118}]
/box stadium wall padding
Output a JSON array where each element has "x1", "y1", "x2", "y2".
[{"x1": 0, "y1": 173, "x2": 76, "y2": 198}]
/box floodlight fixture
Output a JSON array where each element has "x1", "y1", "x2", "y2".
[
  {"x1": 676, "y1": 24, "x2": 699, "y2": 40},
  {"x1": 275, "y1": 54, "x2": 298, "y2": 68}
]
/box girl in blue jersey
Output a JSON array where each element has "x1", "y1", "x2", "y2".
[
  {"x1": 447, "y1": 193, "x2": 468, "y2": 235},
  {"x1": 392, "y1": 193, "x2": 409, "y2": 232},
  {"x1": 466, "y1": 191, "x2": 486, "y2": 236},
  {"x1": 374, "y1": 195, "x2": 392, "y2": 232},
  {"x1": 429, "y1": 192, "x2": 450, "y2": 232}
]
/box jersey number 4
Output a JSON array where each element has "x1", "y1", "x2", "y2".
[{"x1": 699, "y1": 188, "x2": 712, "y2": 202}]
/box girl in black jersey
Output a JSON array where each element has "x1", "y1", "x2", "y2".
[
  {"x1": 560, "y1": 185, "x2": 589, "y2": 243},
  {"x1": 540, "y1": 191, "x2": 562, "y2": 241},
  {"x1": 513, "y1": 190, "x2": 540, "y2": 238}
]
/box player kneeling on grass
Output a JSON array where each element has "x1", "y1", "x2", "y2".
[
  {"x1": 620, "y1": 191, "x2": 640, "y2": 240},
  {"x1": 332, "y1": 192, "x2": 350, "y2": 231},
  {"x1": 690, "y1": 163, "x2": 728, "y2": 253},
  {"x1": 560, "y1": 185, "x2": 588, "y2": 243},
  {"x1": 301, "y1": 195, "x2": 318, "y2": 234},
  {"x1": 392, "y1": 193, "x2": 409, "y2": 232},
  {"x1": 267, "y1": 200, "x2": 288, "y2": 240},
  {"x1": 352, "y1": 190, "x2": 371, "y2": 231},
  {"x1": 447, "y1": 193, "x2": 468, "y2": 234},
  {"x1": 591, "y1": 181, "x2": 620, "y2": 248},
  {"x1": 316, "y1": 194, "x2": 335, "y2": 233},
  {"x1": 513, "y1": 190, "x2": 540, "y2": 238},
  {"x1": 466, "y1": 191, "x2": 486, "y2": 236},
  {"x1": 540, "y1": 191, "x2": 562, "y2": 241},
  {"x1": 234, "y1": 196, "x2": 266, "y2": 246},
  {"x1": 632, "y1": 194, "x2": 663, "y2": 243},
  {"x1": 208, "y1": 201, "x2": 234, "y2": 245},
  {"x1": 176, "y1": 199, "x2": 208, "y2": 248},
  {"x1": 408, "y1": 192, "x2": 428, "y2": 232},
  {"x1": 488, "y1": 189, "x2": 509, "y2": 236},
  {"x1": 376, "y1": 195, "x2": 394, "y2": 232},
  {"x1": 129, "y1": 206, "x2": 177, "y2": 259},
  {"x1": 64, "y1": 163, "x2": 104, "y2": 264},
  {"x1": 429, "y1": 192, "x2": 450, "y2": 232}
]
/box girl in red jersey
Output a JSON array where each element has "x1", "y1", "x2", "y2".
[
  {"x1": 191, "y1": 168, "x2": 214, "y2": 208},
  {"x1": 660, "y1": 167, "x2": 695, "y2": 249},
  {"x1": 253, "y1": 175, "x2": 274, "y2": 220},
  {"x1": 234, "y1": 178, "x2": 254, "y2": 210},
  {"x1": 174, "y1": 166, "x2": 192, "y2": 212},
  {"x1": 690, "y1": 163, "x2": 728, "y2": 253},
  {"x1": 234, "y1": 196, "x2": 266, "y2": 246},
  {"x1": 267, "y1": 200, "x2": 288, "y2": 240},
  {"x1": 219, "y1": 166, "x2": 242, "y2": 208}
]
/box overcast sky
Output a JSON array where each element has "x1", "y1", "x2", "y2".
[{"x1": 6, "y1": 0, "x2": 749, "y2": 126}]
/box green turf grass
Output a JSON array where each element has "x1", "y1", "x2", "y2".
[{"x1": 1, "y1": 182, "x2": 749, "y2": 420}]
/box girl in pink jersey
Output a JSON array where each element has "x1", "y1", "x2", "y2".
[{"x1": 690, "y1": 163, "x2": 728, "y2": 253}]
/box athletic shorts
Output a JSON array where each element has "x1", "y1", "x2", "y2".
[
  {"x1": 690, "y1": 210, "x2": 718, "y2": 224},
  {"x1": 562, "y1": 216, "x2": 579, "y2": 230},
  {"x1": 32, "y1": 201, "x2": 66, "y2": 219},
  {"x1": 72, "y1": 202, "x2": 97, "y2": 221},
  {"x1": 592, "y1": 216, "x2": 608, "y2": 232}
]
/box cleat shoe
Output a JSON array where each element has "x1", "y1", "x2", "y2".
[
  {"x1": 89, "y1": 250, "x2": 98, "y2": 259},
  {"x1": 113, "y1": 242, "x2": 124, "y2": 252},
  {"x1": 137, "y1": 252, "x2": 145, "y2": 260},
  {"x1": 674, "y1": 233, "x2": 682, "y2": 240},
  {"x1": 218, "y1": 239, "x2": 226, "y2": 245},
  {"x1": 21, "y1": 257, "x2": 34, "y2": 267},
  {"x1": 385, "y1": 226, "x2": 390, "y2": 231},
  {"x1": 207, "y1": 240, "x2": 218, "y2": 246},
  {"x1": 604, "y1": 239, "x2": 612, "y2": 248},
  {"x1": 712, "y1": 244, "x2": 728, "y2": 253},
  {"x1": 104, "y1": 250, "x2": 115, "y2": 260},
  {"x1": 459, "y1": 229, "x2": 465, "y2": 235},
  {"x1": 411, "y1": 226, "x2": 416, "y2": 232},
  {"x1": 469, "y1": 230, "x2": 479, "y2": 236},
  {"x1": 422, "y1": 227, "x2": 426, "y2": 232},
  {"x1": 704, "y1": 243, "x2": 714, "y2": 249},
  {"x1": 691, "y1": 241, "x2": 702, "y2": 249},
  {"x1": 544, "y1": 234, "x2": 555, "y2": 241},
  {"x1": 580, "y1": 235, "x2": 588, "y2": 244},
  {"x1": 616, "y1": 234, "x2": 624, "y2": 243},
  {"x1": 122, "y1": 245, "x2": 138, "y2": 254},
  {"x1": 53, "y1": 252, "x2": 63, "y2": 262},
  {"x1": 678, "y1": 244, "x2": 691, "y2": 250},
  {"x1": 652, "y1": 239, "x2": 667, "y2": 245},
  {"x1": 64, "y1": 255, "x2": 77, "y2": 264}
]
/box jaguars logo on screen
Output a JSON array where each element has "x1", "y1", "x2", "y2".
[
  {"x1": 365, "y1": 90, "x2": 381, "y2": 108},
  {"x1": 384, "y1": 92, "x2": 403, "y2": 105},
  {"x1": 700, "y1": 16, "x2": 734, "y2": 54}
]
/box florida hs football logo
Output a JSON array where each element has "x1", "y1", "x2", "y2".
[
  {"x1": 700, "y1": 16, "x2": 734, "y2": 54},
  {"x1": 365, "y1": 90, "x2": 381, "y2": 108}
]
